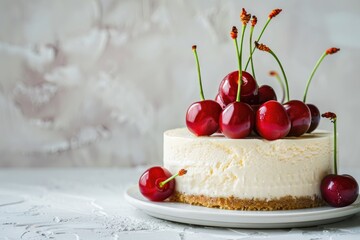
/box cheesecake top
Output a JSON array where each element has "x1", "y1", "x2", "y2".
[{"x1": 165, "y1": 127, "x2": 331, "y2": 142}]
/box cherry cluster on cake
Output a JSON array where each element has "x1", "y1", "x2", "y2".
[
  {"x1": 186, "y1": 8, "x2": 339, "y2": 141},
  {"x1": 185, "y1": 8, "x2": 359, "y2": 208}
]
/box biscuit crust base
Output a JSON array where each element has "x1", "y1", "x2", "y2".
[{"x1": 169, "y1": 192, "x2": 325, "y2": 211}]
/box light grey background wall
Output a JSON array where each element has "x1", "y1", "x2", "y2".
[{"x1": 0, "y1": 0, "x2": 359, "y2": 167}]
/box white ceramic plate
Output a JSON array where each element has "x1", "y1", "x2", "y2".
[{"x1": 125, "y1": 185, "x2": 360, "y2": 228}]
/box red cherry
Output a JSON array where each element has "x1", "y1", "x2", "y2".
[
  {"x1": 306, "y1": 103, "x2": 320, "y2": 133},
  {"x1": 283, "y1": 100, "x2": 311, "y2": 137},
  {"x1": 218, "y1": 71, "x2": 259, "y2": 105},
  {"x1": 186, "y1": 100, "x2": 222, "y2": 136},
  {"x1": 321, "y1": 174, "x2": 359, "y2": 207},
  {"x1": 258, "y1": 85, "x2": 277, "y2": 104},
  {"x1": 186, "y1": 46, "x2": 222, "y2": 136},
  {"x1": 215, "y1": 93, "x2": 226, "y2": 109},
  {"x1": 139, "y1": 166, "x2": 175, "y2": 201},
  {"x1": 219, "y1": 102, "x2": 254, "y2": 139},
  {"x1": 256, "y1": 100, "x2": 291, "y2": 140}
]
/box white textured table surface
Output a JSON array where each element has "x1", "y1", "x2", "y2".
[{"x1": 0, "y1": 168, "x2": 359, "y2": 240}]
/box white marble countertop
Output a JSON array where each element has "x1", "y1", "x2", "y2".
[{"x1": 0, "y1": 168, "x2": 359, "y2": 240}]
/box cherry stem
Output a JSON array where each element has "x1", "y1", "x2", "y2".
[
  {"x1": 270, "y1": 72, "x2": 285, "y2": 103},
  {"x1": 236, "y1": 25, "x2": 247, "y2": 102},
  {"x1": 268, "y1": 50, "x2": 290, "y2": 102},
  {"x1": 159, "y1": 169, "x2": 187, "y2": 188},
  {"x1": 249, "y1": 26, "x2": 256, "y2": 79},
  {"x1": 192, "y1": 47, "x2": 205, "y2": 101},
  {"x1": 245, "y1": 18, "x2": 271, "y2": 71},
  {"x1": 303, "y1": 52, "x2": 327, "y2": 103},
  {"x1": 333, "y1": 118, "x2": 338, "y2": 175},
  {"x1": 322, "y1": 113, "x2": 338, "y2": 175}
]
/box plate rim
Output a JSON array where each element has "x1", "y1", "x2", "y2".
[{"x1": 125, "y1": 185, "x2": 360, "y2": 227}]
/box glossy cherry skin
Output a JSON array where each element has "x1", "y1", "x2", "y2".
[
  {"x1": 215, "y1": 93, "x2": 226, "y2": 109},
  {"x1": 321, "y1": 174, "x2": 359, "y2": 207},
  {"x1": 219, "y1": 102, "x2": 254, "y2": 139},
  {"x1": 186, "y1": 100, "x2": 222, "y2": 136},
  {"x1": 256, "y1": 100, "x2": 291, "y2": 140},
  {"x1": 139, "y1": 166, "x2": 175, "y2": 201},
  {"x1": 306, "y1": 103, "x2": 320, "y2": 133},
  {"x1": 283, "y1": 100, "x2": 311, "y2": 137},
  {"x1": 218, "y1": 70, "x2": 259, "y2": 105},
  {"x1": 258, "y1": 85, "x2": 277, "y2": 104}
]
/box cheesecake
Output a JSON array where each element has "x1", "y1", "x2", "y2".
[{"x1": 163, "y1": 128, "x2": 333, "y2": 210}]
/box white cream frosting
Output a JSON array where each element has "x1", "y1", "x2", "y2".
[{"x1": 163, "y1": 128, "x2": 333, "y2": 200}]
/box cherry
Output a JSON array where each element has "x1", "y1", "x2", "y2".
[
  {"x1": 320, "y1": 112, "x2": 359, "y2": 207},
  {"x1": 219, "y1": 13, "x2": 254, "y2": 139},
  {"x1": 186, "y1": 100, "x2": 222, "y2": 136},
  {"x1": 220, "y1": 102, "x2": 254, "y2": 138},
  {"x1": 283, "y1": 100, "x2": 311, "y2": 137},
  {"x1": 256, "y1": 100, "x2": 291, "y2": 140},
  {"x1": 139, "y1": 166, "x2": 187, "y2": 201},
  {"x1": 321, "y1": 174, "x2": 359, "y2": 207},
  {"x1": 218, "y1": 70, "x2": 259, "y2": 105},
  {"x1": 258, "y1": 85, "x2": 277, "y2": 104},
  {"x1": 219, "y1": 15, "x2": 261, "y2": 106},
  {"x1": 186, "y1": 45, "x2": 222, "y2": 136},
  {"x1": 306, "y1": 103, "x2": 320, "y2": 133}
]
